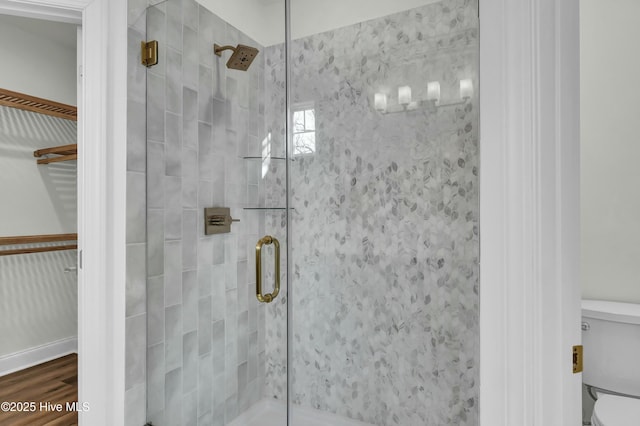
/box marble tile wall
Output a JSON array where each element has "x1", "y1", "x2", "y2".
[
  {"x1": 264, "y1": 0, "x2": 479, "y2": 424},
  {"x1": 261, "y1": 46, "x2": 288, "y2": 403},
  {"x1": 140, "y1": 0, "x2": 269, "y2": 425}
]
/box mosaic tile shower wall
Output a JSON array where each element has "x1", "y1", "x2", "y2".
[
  {"x1": 142, "y1": 0, "x2": 271, "y2": 424},
  {"x1": 265, "y1": 0, "x2": 479, "y2": 424}
]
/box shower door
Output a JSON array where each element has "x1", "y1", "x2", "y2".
[
  {"x1": 144, "y1": 0, "x2": 288, "y2": 425},
  {"x1": 144, "y1": 0, "x2": 479, "y2": 425},
  {"x1": 286, "y1": 1, "x2": 480, "y2": 425}
]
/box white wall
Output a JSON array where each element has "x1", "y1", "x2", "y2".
[
  {"x1": 0, "y1": 106, "x2": 77, "y2": 236},
  {"x1": 0, "y1": 14, "x2": 78, "y2": 363},
  {"x1": 0, "y1": 249, "x2": 78, "y2": 360},
  {"x1": 198, "y1": 0, "x2": 441, "y2": 46},
  {"x1": 0, "y1": 14, "x2": 77, "y2": 237},
  {"x1": 0, "y1": 14, "x2": 77, "y2": 105},
  {"x1": 197, "y1": 0, "x2": 284, "y2": 46},
  {"x1": 581, "y1": 0, "x2": 640, "y2": 303}
]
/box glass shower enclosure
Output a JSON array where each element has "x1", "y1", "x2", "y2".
[{"x1": 144, "y1": 0, "x2": 479, "y2": 425}]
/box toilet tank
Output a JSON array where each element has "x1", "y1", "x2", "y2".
[{"x1": 582, "y1": 299, "x2": 640, "y2": 397}]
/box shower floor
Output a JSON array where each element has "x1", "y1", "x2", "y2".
[{"x1": 228, "y1": 398, "x2": 375, "y2": 426}]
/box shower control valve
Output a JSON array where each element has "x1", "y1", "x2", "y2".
[{"x1": 204, "y1": 207, "x2": 240, "y2": 235}]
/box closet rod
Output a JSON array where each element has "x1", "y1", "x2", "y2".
[
  {"x1": 0, "y1": 233, "x2": 78, "y2": 256},
  {"x1": 0, "y1": 233, "x2": 78, "y2": 245},
  {"x1": 0, "y1": 245, "x2": 77, "y2": 256},
  {"x1": 34, "y1": 144, "x2": 77, "y2": 157},
  {"x1": 37, "y1": 154, "x2": 78, "y2": 165},
  {"x1": 34, "y1": 144, "x2": 78, "y2": 165}
]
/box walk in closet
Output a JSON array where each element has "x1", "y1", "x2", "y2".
[{"x1": 0, "y1": 13, "x2": 80, "y2": 425}]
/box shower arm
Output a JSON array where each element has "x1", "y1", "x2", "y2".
[{"x1": 214, "y1": 44, "x2": 236, "y2": 57}]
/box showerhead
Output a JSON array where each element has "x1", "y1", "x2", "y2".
[{"x1": 214, "y1": 43, "x2": 259, "y2": 71}]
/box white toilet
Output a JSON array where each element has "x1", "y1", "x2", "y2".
[{"x1": 582, "y1": 300, "x2": 640, "y2": 426}]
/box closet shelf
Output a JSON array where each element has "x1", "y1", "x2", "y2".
[
  {"x1": 0, "y1": 88, "x2": 77, "y2": 121},
  {"x1": 34, "y1": 144, "x2": 78, "y2": 164},
  {"x1": 0, "y1": 233, "x2": 78, "y2": 256}
]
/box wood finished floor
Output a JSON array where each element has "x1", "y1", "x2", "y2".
[{"x1": 0, "y1": 354, "x2": 78, "y2": 426}]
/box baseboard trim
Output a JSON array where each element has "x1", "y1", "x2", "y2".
[{"x1": 0, "y1": 337, "x2": 78, "y2": 377}]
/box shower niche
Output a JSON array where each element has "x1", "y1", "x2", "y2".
[{"x1": 141, "y1": 0, "x2": 479, "y2": 425}]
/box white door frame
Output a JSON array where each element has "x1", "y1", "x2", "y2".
[
  {"x1": 480, "y1": 0, "x2": 582, "y2": 425},
  {"x1": 0, "y1": 0, "x2": 582, "y2": 424},
  {"x1": 0, "y1": 0, "x2": 127, "y2": 425}
]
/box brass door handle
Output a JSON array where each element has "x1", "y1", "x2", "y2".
[{"x1": 256, "y1": 235, "x2": 280, "y2": 303}]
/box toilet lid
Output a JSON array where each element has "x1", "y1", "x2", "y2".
[{"x1": 592, "y1": 394, "x2": 640, "y2": 426}]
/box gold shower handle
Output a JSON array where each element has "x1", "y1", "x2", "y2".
[{"x1": 256, "y1": 236, "x2": 280, "y2": 303}]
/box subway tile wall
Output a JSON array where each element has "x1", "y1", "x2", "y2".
[
  {"x1": 126, "y1": 2, "x2": 148, "y2": 425},
  {"x1": 127, "y1": 0, "x2": 272, "y2": 424}
]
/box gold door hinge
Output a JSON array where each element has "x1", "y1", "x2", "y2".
[
  {"x1": 573, "y1": 345, "x2": 583, "y2": 373},
  {"x1": 141, "y1": 40, "x2": 158, "y2": 68}
]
